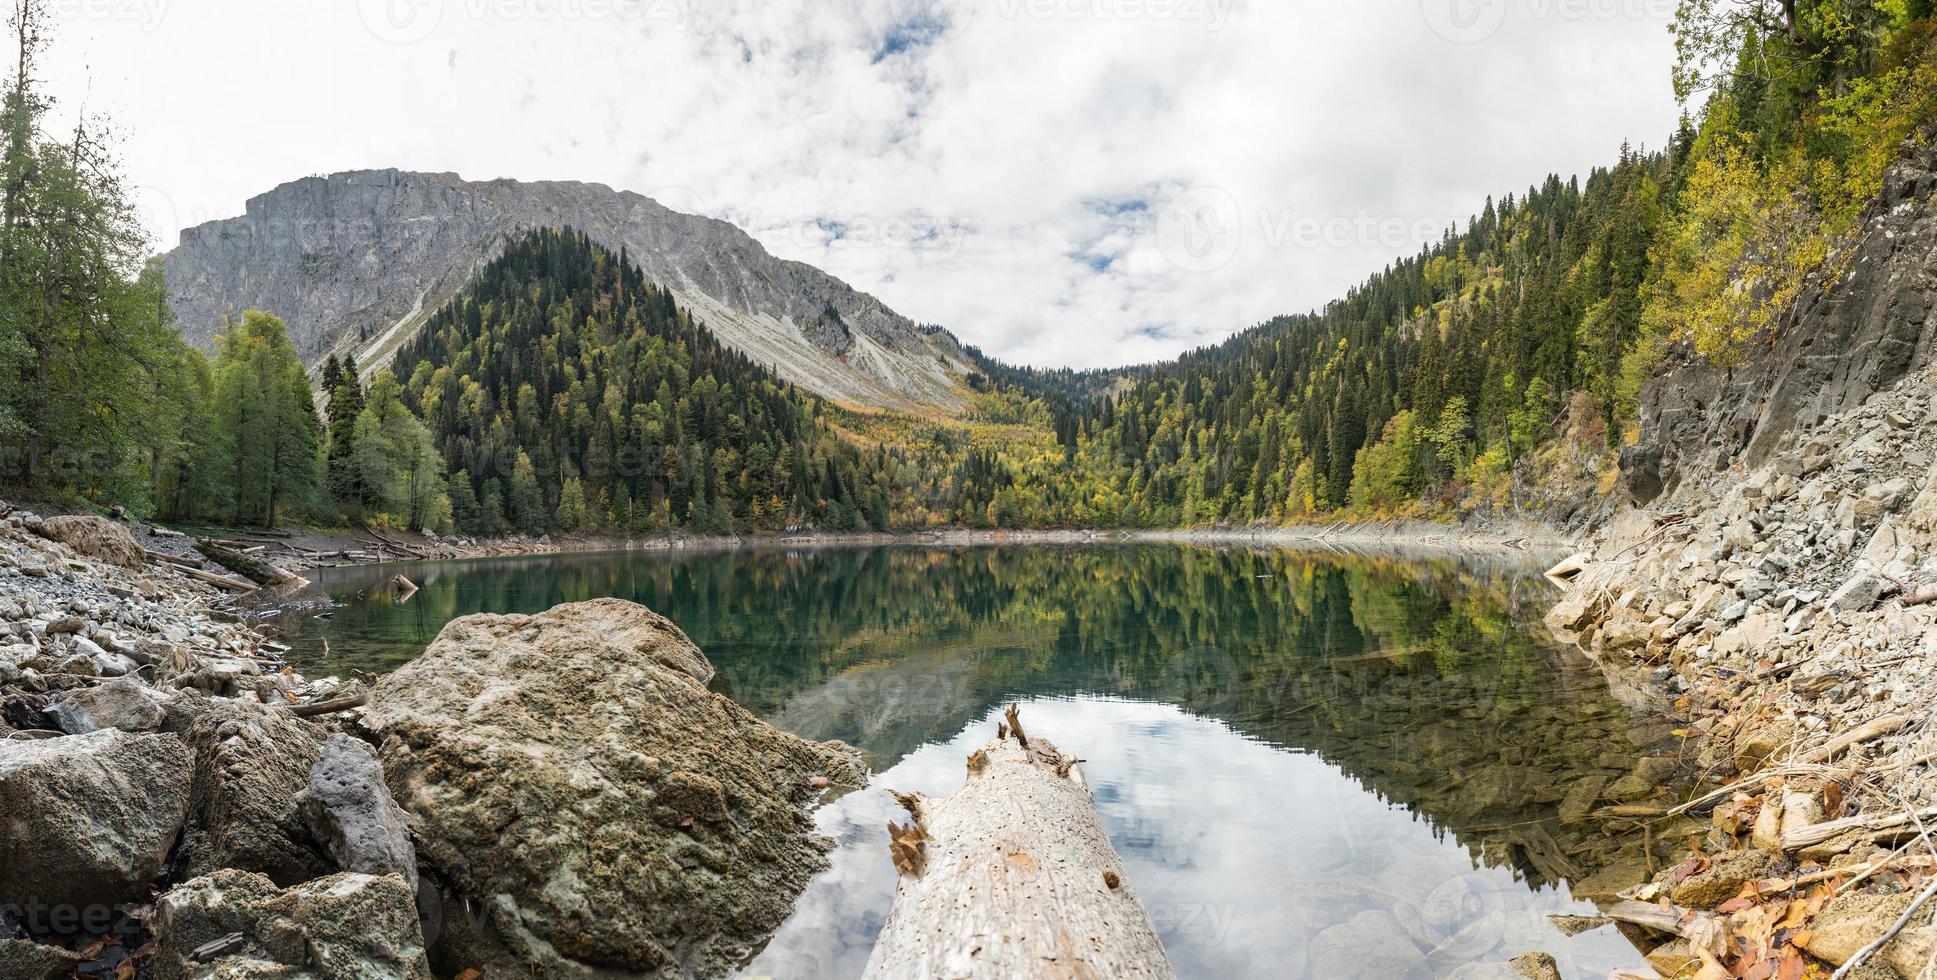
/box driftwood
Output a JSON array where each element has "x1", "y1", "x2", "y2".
[
  {"x1": 281, "y1": 694, "x2": 369, "y2": 719},
  {"x1": 195, "y1": 539, "x2": 302, "y2": 588},
  {"x1": 142, "y1": 549, "x2": 255, "y2": 592},
  {"x1": 1605, "y1": 900, "x2": 1694, "y2": 937},
  {"x1": 1792, "y1": 714, "x2": 1908, "y2": 765},
  {"x1": 864, "y1": 707, "x2": 1175, "y2": 980},
  {"x1": 1782, "y1": 805, "x2": 1937, "y2": 852},
  {"x1": 142, "y1": 548, "x2": 202, "y2": 569}
]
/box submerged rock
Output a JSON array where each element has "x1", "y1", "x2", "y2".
[
  {"x1": 0, "y1": 729, "x2": 191, "y2": 910},
  {"x1": 1510, "y1": 951, "x2": 1563, "y2": 980},
  {"x1": 1308, "y1": 910, "x2": 1429, "y2": 979},
  {"x1": 363, "y1": 598, "x2": 865, "y2": 978},
  {"x1": 153, "y1": 869, "x2": 430, "y2": 980}
]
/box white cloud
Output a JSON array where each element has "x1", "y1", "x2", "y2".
[{"x1": 41, "y1": 0, "x2": 1680, "y2": 369}]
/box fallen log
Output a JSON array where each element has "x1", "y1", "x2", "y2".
[
  {"x1": 281, "y1": 694, "x2": 369, "y2": 719},
  {"x1": 863, "y1": 706, "x2": 1175, "y2": 980},
  {"x1": 1782, "y1": 805, "x2": 1937, "y2": 852},
  {"x1": 142, "y1": 548, "x2": 202, "y2": 569},
  {"x1": 1792, "y1": 714, "x2": 1908, "y2": 765},
  {"x1": 195, "y1": 539, "x2": 302, "y2": 588},
  {"x1": 145, "y1": 552, "x2": 256, "y2": 592}
]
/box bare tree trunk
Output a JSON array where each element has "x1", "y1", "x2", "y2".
[{"x1": 864, "y1": 708, "x2": 1176, "y2": 980}]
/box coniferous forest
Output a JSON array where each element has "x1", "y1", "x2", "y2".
[
  {"x1": 3, "y1": 0, "x2": 1935, "y2": 537},
  {"x1": 389, "y1": 229, "x2": 895, "y2": 536}
]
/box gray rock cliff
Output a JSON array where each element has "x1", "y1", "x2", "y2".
[{"x1": 163, "y1": 170, "x2": 979, "y2": 412}]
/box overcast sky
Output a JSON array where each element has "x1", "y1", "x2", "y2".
[{"x1": 41, "y1": 0, "x2": 1682, "y2": 370}]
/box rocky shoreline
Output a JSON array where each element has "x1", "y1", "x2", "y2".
[
  {"x1": 1532, "y1": 146, "x2": 1937, "y2": 978},
  {"x1": 0, "y1": 503, "x2": 861, "y2": 979}
]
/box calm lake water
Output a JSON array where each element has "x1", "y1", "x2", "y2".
[{"x1": 268, "y1": 544, "x2": 1665, "y2": 980}]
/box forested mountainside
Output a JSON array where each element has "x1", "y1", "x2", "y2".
[
  {"x1": 388, "y1": 229, "x2": 897, "y2": 534},
  {"x1": 161, "y1": 170, "x2": 983, "y2": 413},
  {"x1": 988, "y1": 1, "x2": 1937, "y2": 527},
  {"x1": 6, "y1": 0, "x2": 1935, "y2": 538},
  {"x1": 1044, "y1": 147, "x2": 1672, "y2": 525}
]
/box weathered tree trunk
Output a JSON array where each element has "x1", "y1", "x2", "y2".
[
  {"x1": 195, "y1": 539, "x2": 302, "y2": 588},
  {"x1": 864, "y1": 707, "x2": 1176, "y2": 980}
]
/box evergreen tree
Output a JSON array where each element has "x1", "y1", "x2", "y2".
[
  {"x1": 0, "y1": 0, "x2": 193, "y2": 510},
  {"x1": 209, "y1": 311, "x2": 321, "y2": 528},
  {"x1": 350, "y1": 372, "x2": 449, "y2": 531}
]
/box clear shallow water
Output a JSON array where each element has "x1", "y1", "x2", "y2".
[{"x1": 269, "y1": 545, "x2": 1667, "y2": 979}]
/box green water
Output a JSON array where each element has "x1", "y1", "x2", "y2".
[{"x1": 268, "y1": 544, "x2": 1665, "y2": 979}]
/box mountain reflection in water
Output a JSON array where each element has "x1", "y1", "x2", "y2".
[{"x1": 273, "y1": 544, "x2": 1672, "y2": 979}]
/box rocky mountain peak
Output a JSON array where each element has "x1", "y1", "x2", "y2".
[{"x1": 162, "y1": 169, "x2": 978, "y2": 412}]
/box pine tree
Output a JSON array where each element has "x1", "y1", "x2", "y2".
[{"x1": 209, "y1": 312, "x2": 322, "y2": 528}]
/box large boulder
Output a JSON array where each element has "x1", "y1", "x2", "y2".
[
  {"x1": 363, "y1": 599, "x2": 866, "y2": 977},
  {"x1": 175, "y1": 700, "x2": 332, "y2": 886},
  {"x1": 153, "y1": 869, "x2": 430, "y2": 980},
  {"x1": 0, "y1": 729, "x2": 191, "y2": 910},
  {"x1": 1619, "y1": 444, "x2": 1667, "y2": 505},
  {"x1": 33, "y1": 515, "x2": 145, "y2": 570},
  {"x1": 298, "y1": 734, "x2": 418, "y2": 890}
]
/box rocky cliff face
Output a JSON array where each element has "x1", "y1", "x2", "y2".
[
  {"x1": 162, "y1": 170, "x2": 979, "y2": 413},
  {"x1": 1631, "y1": 143, "x2": 1937, "y2": 501}
]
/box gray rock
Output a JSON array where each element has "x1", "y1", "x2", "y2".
[
  {"x1": 1621, "y1": 444, "x2": 1667, "y2": 505},
  {"x1": 46, "y1": 677, "x2": 167, "y2": 734},
  {"x1": 363, "y1": 599, "x2": 864, "y2": 977},
  {"x1": 1827, "y1": 573, "x2": 1891, "y2": 613},
  {"x1": 0, "y1": 939, "x2": 85, "y2": 980},
  {"x1": 176, "y1": 701, "x2": 332, "y2": 886},
  {"x1": 298, "y1": 734, "x2": 418, "y2": 891},
  {"x1": 153, "y1": 869, "x2": 430, "y2": 980},
  {"x1": 0, "y1": 729, "x2": 191, "y2": 909},
  {"x1": 1635, "y1": 141, "x2": 1937, "y2": 480}
]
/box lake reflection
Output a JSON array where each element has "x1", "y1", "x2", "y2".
[{"x1": 272, "y1": 545, "x2": 1668, "y2": 979}]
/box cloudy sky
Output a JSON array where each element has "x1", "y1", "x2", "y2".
[{"x1": 42, "y1": 0, "x2": 1682, "y2": 369}]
